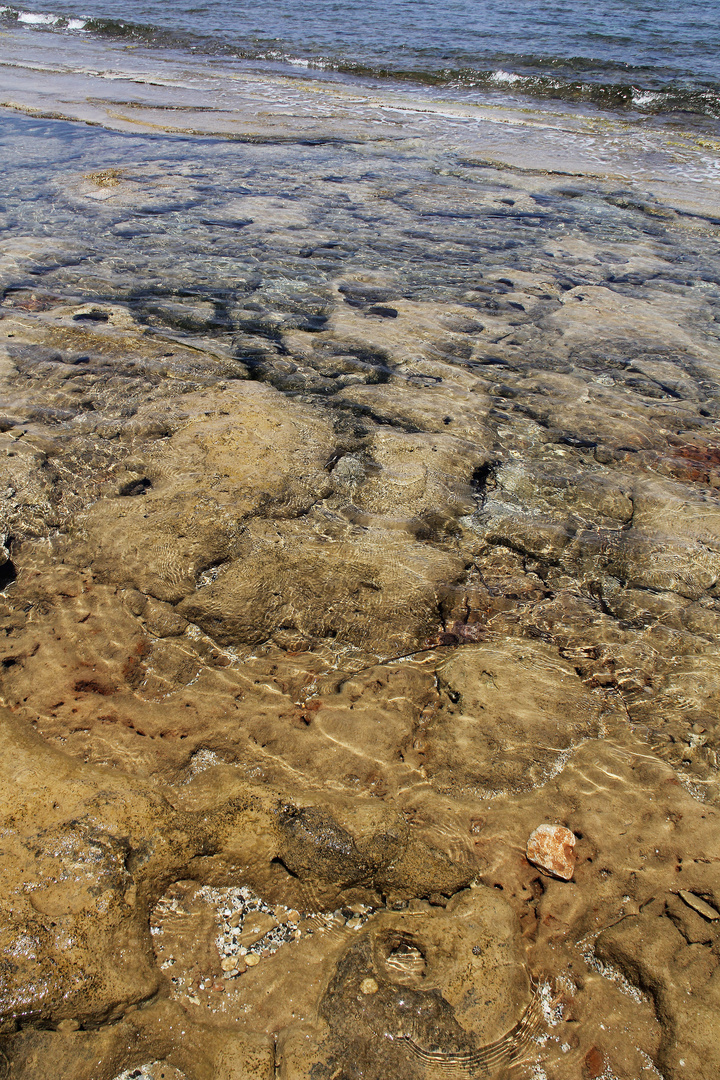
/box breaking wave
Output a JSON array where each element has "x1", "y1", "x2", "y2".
[{"x1": 2, "y1": 3, "x2": 720, "y2": 121}]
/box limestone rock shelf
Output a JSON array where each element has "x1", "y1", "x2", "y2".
[{"x1": 1, "y1": 107, "x2": 720, "y2": 1079}]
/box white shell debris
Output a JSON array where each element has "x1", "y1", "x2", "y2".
[{"x1": 196, "y1": 885, "x2": 374, "y2": 978}]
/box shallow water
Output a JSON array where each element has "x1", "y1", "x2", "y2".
[{"x1": 1, "y1": 11, "x2": 720, "y2": 1080}]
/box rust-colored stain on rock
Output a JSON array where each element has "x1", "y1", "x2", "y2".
[{"x1": 583, "y1": 1045, "x2": 605, "y2": 1078}]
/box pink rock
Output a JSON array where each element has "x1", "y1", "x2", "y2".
[{"x1": 526, "y1": 824, "x2": 576, "y2": 880}]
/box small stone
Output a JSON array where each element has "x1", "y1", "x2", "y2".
[
  {"x1": 229, "y1": 911, "x2": 241, "y2": 927},
  {"x1": 221, "y1": 956, "x2": 237, "y2": 971},
  {"x1": 678, "y1": 890, "x2": 720, "y2": 921},
  {"x1": 360, "y1": 977, "x2": 379, "y2": 995},
  {"x1": 245, "y1": 953, "x2": 260, "y2": 967},
  {"x1": 526, "y1": 824, "x2": 576, "y2": 880},
  {"x1": 237, "y1": 911, "x2": 277, "y2": 947},
  {"x1": 345, "y1": 917, "x2": 362, "y2": 930},
  {"x1": 56, "y1": 1019, "x2": 80, "y2": 1033}
]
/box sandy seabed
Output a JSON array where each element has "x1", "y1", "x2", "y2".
[{"x1": 1, "y1": 38, "x2": 720, "y2": 1080}]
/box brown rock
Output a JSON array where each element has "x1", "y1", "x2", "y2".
[
  {"x1": 4, "y1": 133, "x2": 720, "y2": 1080},
  {"x1": 583, "y1": 1046, "x2": 605, "y2": 1079},
  {"x1": 426, "y1": 640, "x2": 602, "y2": 798}
]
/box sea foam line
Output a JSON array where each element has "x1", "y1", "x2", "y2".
[{"x1": 1, "y1": 6, "x2": 87, "y2": 30}]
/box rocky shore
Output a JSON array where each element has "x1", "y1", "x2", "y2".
[{"x1": 1, "y1": 104, "x2": 720, "y2": 1080}]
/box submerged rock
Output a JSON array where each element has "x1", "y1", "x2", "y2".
[
  {"x1": 2, "y1": 97, "x2": 720, "y2": 1080},
  {"x1": 526, "y1": 824, "x2": 577, "y2": 880},
  {"x1": 678, "y1": 890, "x2": 720, "y2": 921}
]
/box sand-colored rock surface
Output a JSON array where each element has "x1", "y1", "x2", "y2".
[{"x1": 1, "y1": 110, "x2": 720, "y2": 1080}]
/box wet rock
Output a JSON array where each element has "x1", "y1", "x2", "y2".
[
  {"x1": 526, "y1": 824, "x2": 576, "y2": 880},
  {"x1": 142, "y1": 598, "x2": 188, "y2": 638},
  {"x1": 72, "y1": 382, "x2": 336, "y2": 601},
  {"x1": 275, "y1": 803, "x2": 472, "y2": 905},
  {"x1": 178, "y1": 515, "x2": 464, "y2": 654},
  {"x1": 665, "y1": 893, "x2": 715, "y2": 944},
  {"x1": 425, "y1": 639, "x2": 602, "y2": 797},
  {"x1": 300, "y1": 889, "x2": 537, "y2": 1080},
  {"x1": 583, "y1": 1046, "x2": 606, "y2": 1079},
  {"x1": 473, "y1": 503, "x2": 575, "y2": 561},
  {"x1": 0, "y1": 708, "x2": 177, "y2": 1026},
  {"x1": 596, "y1": 911, "x2": 720, "y2": 1080},
  {"x1": 4, "y1": 1000, "x2": 275, "y2": 1080},
  {"x1": 3, "y1": 99, "x2": 720, "y2": 1080}
]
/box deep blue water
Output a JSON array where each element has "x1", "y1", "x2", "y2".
[{"x1": 2, "y1": 0, "x2": 720, "y2": 117}]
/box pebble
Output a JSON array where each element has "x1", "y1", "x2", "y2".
[
  {"x1": 56, "y1": 1019, "x2": 80, "y2": 1033},
  {"x1": 245, "y1": 953, "x2": 260, "y2": 967},
  {"x1": 526, "y1": 824, "x2": 576, "y2": 880},
  {"x1": 238, "y1": 912, "x2": 277, "y2": 946},
  {"x1": 360, "y1": 977, "x2": 379, "y2": 995},
  {"x1": 220, "y1": 956, "x2": 236, "y2": 971},
  {"x1": 678, "y1": 890, "x2": 719, "y2": 921}
]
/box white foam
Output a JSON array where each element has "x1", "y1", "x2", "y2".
[
  {"x1": 10, "y1": 8, "x2": 86, "y2": 29},
  {"x1": 18, "y1": 10, "x2": 59, "y2": 24},
  {"x1": 632, "y1": 89, "x2": 662, "y2": 106},
  {"x1": 490, "y1": 69, "x2": 523, "y2": 85}
]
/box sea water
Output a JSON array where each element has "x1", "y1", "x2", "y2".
[{"x1": 2, "y1": 0, "x2": 720, "y2": 120}]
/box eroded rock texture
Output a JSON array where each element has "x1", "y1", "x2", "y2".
[{"x1": 1, "y1": 116, "x2": 720, "y2": 1080}]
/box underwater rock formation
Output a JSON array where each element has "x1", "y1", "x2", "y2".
[{"x1": 1, "y1": 106, "x2": 720, "y2": 1080}]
